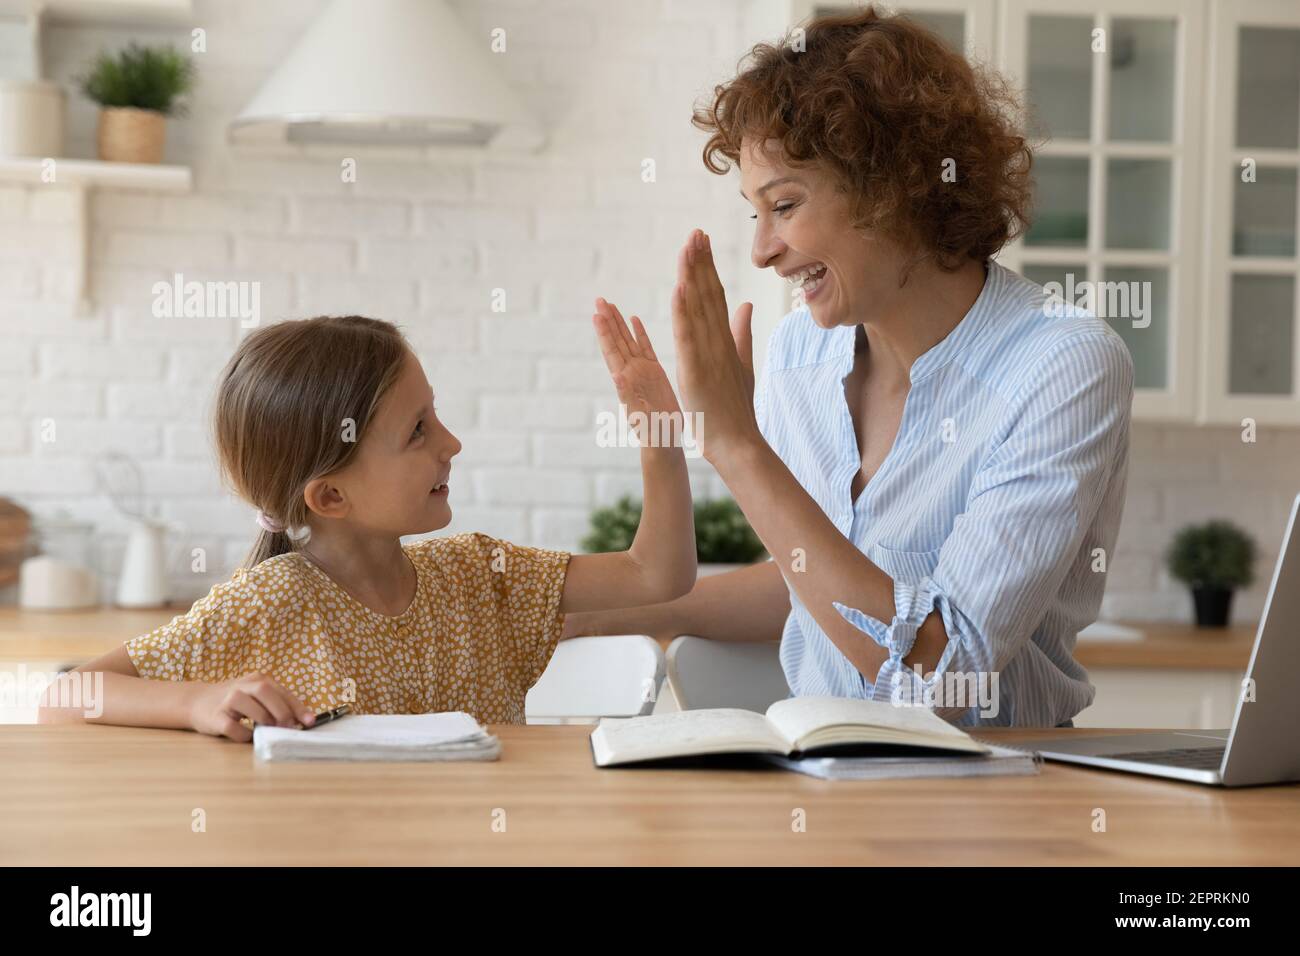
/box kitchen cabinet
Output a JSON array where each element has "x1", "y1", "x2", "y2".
[
  {"x1": 1077, "y1": 668, "x2": 1245, "y2": 728},
  {"x1": 1200, "y1": 0, "x2": 1300, "y2": 424},
  {"x1": 997, "y1": 0, "x2": 1205, "y2": 422}
]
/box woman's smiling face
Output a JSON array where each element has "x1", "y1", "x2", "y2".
[{"x1": 740, "y1": 136, "x2": 906, "y2": 330}]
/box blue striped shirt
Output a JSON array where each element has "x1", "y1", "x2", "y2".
[{"x1": 754, "y1": 260, "x2": 1133, "y2": 727}]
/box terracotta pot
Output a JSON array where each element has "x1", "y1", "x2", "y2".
[{"x1": 96, "y1": 106, "x2": 166, "y2": 163}]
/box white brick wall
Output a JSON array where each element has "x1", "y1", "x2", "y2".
[
  {"x1": 1104, "y1": 424, "x2": 1300, "y2": 624},
  {"x1": 0, "y1": 0, "x2": 1295, "y2": 628}
]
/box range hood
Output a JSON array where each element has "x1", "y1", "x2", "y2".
[{"x1": 230, "y1": 0, "x2": 542, "y2": 150}]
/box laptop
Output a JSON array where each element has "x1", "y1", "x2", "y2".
[{"x1": 1005, "y1": 492, "x2": 1300, "y2": 787}]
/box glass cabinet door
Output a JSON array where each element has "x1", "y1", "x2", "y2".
[
  {"x1": 805, "y1": 0, "x2": 996, "y2": 60},
  {"x1": 999, "y1": 0, "x2": 1203, "y2": 420},
  {"x1": 1203, "y1": 0, "x2": 1300, "y2": 425}
]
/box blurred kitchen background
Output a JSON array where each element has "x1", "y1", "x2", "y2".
[{"x1": 0, "y1": 0, "x2": 1297, "y2": 727}]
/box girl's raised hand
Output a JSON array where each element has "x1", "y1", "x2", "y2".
[{"x1": 592, "y1": 297, "x2": 683, "y2": 436}]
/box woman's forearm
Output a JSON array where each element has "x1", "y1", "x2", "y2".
[
  {"x1": 626, "y1": 442, "x2": 696, "y2": 598},
  {"x1": 565, "y1": 559, "x2": 790, "y2": 643},
  {"x1": 712, "y1": 437, "x2": 948, "y2": 679},
  {"x1": 38, "y1": 669, "x2": 196, "y2": 731}
]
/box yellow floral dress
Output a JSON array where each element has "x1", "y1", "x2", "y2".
[{"x1": 124, "y1": 533, "x2": 571, "y2": 725}]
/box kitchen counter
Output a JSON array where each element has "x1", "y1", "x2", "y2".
[
  {"x1": 0, "y1": 607, "x2": 1259, "y2": 729},
  {"x1": 1072, "y1": 621, "x2": 1256, "y2": 670},
  {"x1": 0, "y1": 606, "x2": 1258, "y2": 670}
]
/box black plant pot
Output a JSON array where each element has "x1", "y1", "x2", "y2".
[{"x1": 1191, "y1": 587, "x2": 1233, "y2": 628}]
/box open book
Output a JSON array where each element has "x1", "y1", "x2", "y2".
[
  {"x1": 591, "y1": 696, "x2": 990, "y2": 767},
  {"x1": 253, "y1": 712, "x2": 501, "y2": 762}
]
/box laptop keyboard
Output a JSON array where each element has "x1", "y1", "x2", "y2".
[{"x1": 1106, "y1": 746, "x2": 1226, "y2": 769}]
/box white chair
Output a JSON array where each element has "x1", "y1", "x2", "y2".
[
  {"x1": 664, "y1": 635, "x2": 789, "y2": 712},
  {"x1": 525, "y1": 635, "x2": 664, "y2": 724}
]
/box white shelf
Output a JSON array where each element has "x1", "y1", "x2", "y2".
[
  {"x1": 0, "y1": 0, "x2": 195, "y2": 311},
  {"x1": 0, "y1": 156, "x2": 191, "y2": 191},
  {"x1": 0, "y1": 156, "x2": 192, "y2": 311}
]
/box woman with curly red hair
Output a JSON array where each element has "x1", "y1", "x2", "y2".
[{"x1": 571, "y1": 6, "x2": 1133, "y2": 728}]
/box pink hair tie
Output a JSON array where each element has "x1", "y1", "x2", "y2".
[{"x1": 256, "y1": 510, "x2": 286, "y2": 534}]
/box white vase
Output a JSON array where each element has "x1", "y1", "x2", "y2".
[{"x1": 0, "y1": 80, "x2": 64, "y2": 158}]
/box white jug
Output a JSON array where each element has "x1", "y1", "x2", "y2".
[{"x1": 117, "y1": 517, "x2": 187, "y2": 608}]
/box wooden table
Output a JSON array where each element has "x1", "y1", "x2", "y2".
[{"x1": 2, "y1": 724, "x2": 1296, "y2": 865}]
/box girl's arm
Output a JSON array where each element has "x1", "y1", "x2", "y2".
[
  {"x1": 563, "y1": 558, "x2": 791, "y2": 643},
  {"x1": 559, "y1": 299, "x2": 697, "y2": 614},
  {"x1": 38, "y1": 644, "x2": 315, "y2": 741},
  {"x1": 38, "y1": 645, "x2": 194, "y2": 729}
]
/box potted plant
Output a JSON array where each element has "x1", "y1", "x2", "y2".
[
  {"x1": 78, "y1": 43, "x2": 195, "y2": 164},
  {"x1": 1165, "y1": 520, "x2": 1257, "y2": 628},
  {"x1": 581, "y1": 495, "x2": 767, "y2": 576}
]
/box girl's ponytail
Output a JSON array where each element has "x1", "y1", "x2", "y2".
[
  {"x1": 242, "y1": 509, "x2": 296, "y2": 569},
  {"x1": 246, "y1": 527, "x2": 293, "y2": 569}
]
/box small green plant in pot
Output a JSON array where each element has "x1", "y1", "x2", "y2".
[
  {"x1": 78, "y1": 43, "x2": 195, "y2": 164},
  {"x1": 1165, "y1": 520, "x2": 1256, "y2": 628},
  {"x1": 582, "y1": 496, "x2": 766, "y2": 571}
]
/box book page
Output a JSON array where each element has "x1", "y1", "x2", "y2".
[
  {"x1": 764, "y1": 696, "x2": 982, "y2": 752},
  {"x1": 591, "y1": 709, "x2": 788, "y2": 766}
]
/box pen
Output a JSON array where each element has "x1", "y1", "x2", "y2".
[
  {"x1": 240, "y1": 704, "x2": 352, "y2": 733},
  {"x1": 303, "y1": 704, "x2": 351, "y2": 729}
]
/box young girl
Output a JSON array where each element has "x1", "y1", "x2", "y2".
[{"x1": 39, "y1": 303, "x2": 696, "y2": 739}]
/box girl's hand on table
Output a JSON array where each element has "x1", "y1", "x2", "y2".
[{"x1": 187, "y1": 672, "x2": 316, "y2": 742}]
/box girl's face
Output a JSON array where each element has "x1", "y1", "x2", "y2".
[
  {"x1": 312, "y1": 350, "x2": 462, "y2": 537},
  {"x1": 739, "y1": 136, "x2": 909, "y2": 330}
]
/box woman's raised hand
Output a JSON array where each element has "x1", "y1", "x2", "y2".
[{"x1": 671, "y1": 229, "x2": 760, "y2": 464}]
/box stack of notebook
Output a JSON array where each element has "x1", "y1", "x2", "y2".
[
  {"x1": 590, "y1": 696, "x2": 1041, "y2": 780},
  {"x1": 253, "y1": 712, "x2": 501, "y2": 762},
  {"x1": 766, "y1": 744, "x2": 1040, "y2": 780}
]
